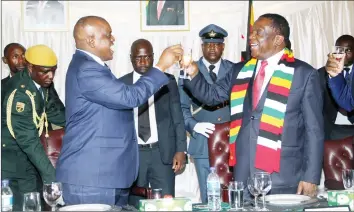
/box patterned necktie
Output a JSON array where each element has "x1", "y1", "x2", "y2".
[
  {"x1": 157, "y1": 1, "x2": 164, "y2": 20},
  {"x1": 252, "y1": 60, "x2": 268, "y2": 110},
  {"x1": 344, "y1": 67, "x2": 350, "y2": 83},
  {"x1": 209, "y1": 65, "x2": 217, "y2": 83}
]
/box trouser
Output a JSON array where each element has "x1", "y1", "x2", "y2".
[
  {"x1": 193, "y1": 158, "x2": 210, "y2": 204},
  {"x1": 129, "y1": 145, "x2": 175, "y2": 208},
  {"x1": 62, "y1": 183, "x2": 130, "y2": 206}
]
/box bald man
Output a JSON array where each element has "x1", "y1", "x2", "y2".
[{"x1": 56, "y1": 16, "x2": 183, "y2": 206}]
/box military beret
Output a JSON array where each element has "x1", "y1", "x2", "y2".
[
  {"x1": 25, "y1": 44, "x2": 57, "y2": 67},
  {"x1": 199, "y1": 24, "x2": 228, "y2": 43}
]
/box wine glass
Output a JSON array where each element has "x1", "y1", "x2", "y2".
[
  {"x1": 342, "y1": 169, "x2": 354, "y2": 190},
  {"x1": 254, "y1": 172, "x2": 272, "y2": 211},
  {"x1": 247, "y1": 177, "x2": 261, "y2": 211},
  {"x1": 43, "y1": 182, "x2": 62, "y2": 211},
  {"x1": 23, "y1": 192, "x2": 41, "y2": 211},
  {"x1": 331, "y1": 46, "x2": 347, "y2": 62}
]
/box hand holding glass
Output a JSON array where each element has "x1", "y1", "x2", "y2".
[
  {"x1": 43, "y1": 182, "x2": 62, "y2": 211},
  {"x1": 182, "y1": 48, "x2": 192, "y2": 68}
]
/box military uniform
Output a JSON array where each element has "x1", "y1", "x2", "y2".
[
  {"x1": 1, "y1": 45, "x2": 65, "y2": 211},
  {"x1": 178, "y1": 24, "x2": 234, "y2": 203}
]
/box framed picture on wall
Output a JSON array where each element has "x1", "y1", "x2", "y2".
[
  {"x1": 21, "y1": 1, "x2": 69, "y2": 31},
  {"x1": 140, "y1": 0, "x2": 190, "y2": 32}
]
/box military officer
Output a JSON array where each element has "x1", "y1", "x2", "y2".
[
  {"x1": 1, "y1": 44, "x2": 65, "y2": 211},
  {"x1": 2, "y1": 43, "x2": 26, "y2": 103},
  {"x1": 178, "y1": 24, "x2": 234, "y2": 203}
]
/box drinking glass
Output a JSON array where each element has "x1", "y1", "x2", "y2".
[
  {"x1": 247, "y1": 177, "x2": 261, "y2": 211},
  {"x1": 342, "y1": 169, "x2": 354, "y2": 190},
  {"x1": 254, "y1": 172, "x2": 272, "y2": 211},
  {"x1": 228, "y1": 181, "x2": 244, "y2": 211},
  {"x1": 23, "y1": 192, "x2": 41, "y2": 211},
  {"x1": 152, "y1": 188, "x2": 162, "y2": 199},
  {"x1": 43, "y1": 182, "x2": 62, "y2": 211},
  {"x1": 331, "y1": 46, "x2": 347, "y2": 62}
]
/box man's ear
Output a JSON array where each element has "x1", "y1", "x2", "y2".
[
  {"x1": 274, "y1": 35, "x2": 285, "y2": 47},
  {"x1": 2, "y1": 57, "x2": 8, "y2": 64},
  {"x1": 86, "y1": 36, "x2": 95, "y2": 48}
]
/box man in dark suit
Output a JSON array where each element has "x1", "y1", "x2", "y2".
[
  {"x1": 2, "y1": 43, "x2": 26, "y2": 102},
  {"x1": 178, "y1": 24, "x2": 234, "y2": 203},
  {"x1": 318, "y1": 35, "x2": 354, "y2": 140},
  {"x1": 121, "y1": 39, "x2": 187, "y2": 208},
  {"x1": 56, "y1": 16, "x2": 183, "y2": 207},
  {"x1": 146, "y1": 0, "x2": 184, "y2": 26},
  {"x1": 326, "y1": 35, "x2": 354, "y2": 112},
  {"x1": 182, "y1": 13, "x2": 323, "y2": 197},
  {"x1": 2, "y1": 44, "x2": 65, "y2": 210}
]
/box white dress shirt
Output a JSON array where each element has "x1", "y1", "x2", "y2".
[
  {"x1": 202, "y1": 57, "x2": 221, "y2": 76},
  {"x1": 335, "y1": 64, "x2": 353, "y2": 125},
  {"x1": 254, "y1": 50, "x2": 284, "y2": 100},
  {"x1": 77, "y1": 49, "x2": 105, "y2": 67},
  {"x1": 133, "y1": 71, "x2": 159, "y2": 145}
]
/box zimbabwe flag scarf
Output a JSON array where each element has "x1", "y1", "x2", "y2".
[{"x1": 229, "y1": 48, "x2": 295, "y2": 173}]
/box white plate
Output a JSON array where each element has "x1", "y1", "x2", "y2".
[
  {"x1": 59, "y1": 204, "x2": 112, "y2": 211},
  {"x1": 265, "y1": 194, "x2": 312, "y2": 206}
]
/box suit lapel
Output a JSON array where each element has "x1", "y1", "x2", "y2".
[{"x1": 158, "y1": 1, "x2": 169, "y2": 22}]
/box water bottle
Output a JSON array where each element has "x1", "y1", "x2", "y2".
[
  {"x1": 207, "y1": 167, "x2": 221, "y2": 211},
  {"x1": 1, "y1": 179, "x2": 13, "y2": 211}
]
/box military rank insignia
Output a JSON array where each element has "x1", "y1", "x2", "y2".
[{"x1": 16, "y1": 102, "x2": 25, "y2": 112}]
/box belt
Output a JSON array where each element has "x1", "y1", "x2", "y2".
[
  {"x1": 138, "y1": 142, "x2": 159, "y2": 149},
  {"x1": 203, "y1": 100, "x2": 230, "y2": 111}
]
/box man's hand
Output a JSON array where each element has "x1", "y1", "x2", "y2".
[
  {"x1": 156, "y1": 44, "x2": 183, "y2": 72},
  {"x1": 172, "y1": 152, "x2": 186, "y2": 173},
  {"x1": 325, "y1": 53, "x2": 345, "y2": 77},
  {"x1": 182, "y1": 61, "x2": 199, "y2": 79},
  {"x1": 297, "y1": 181, "x2": 317, "y2": 197},
  {"x1": 193, "y1": 122, "x2": 215, "y2": 138}
]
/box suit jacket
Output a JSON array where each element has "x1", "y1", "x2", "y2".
[
  {"x1": 56, "y1": 50, "x2": 169, "y2": 189},
  {"x1": 120, "y1": 72, "x2": 187, "y2": 164},
  {"x1": 146, "y1": 0, "x2": 184, "y2": 26},
  {"x1": 184, "y1": 58, "x2": 324, "y2": 188},
  {"x1": 318, "y1": 67, "x2": 354, "y2": 139},
  {"x1": 1, "y1": 69, "x2": 65, "y2": 184},
  {"x1": 178, "y1": 58, "x2": 234, "y2": 158},
  {"x1": 327, "y1": 66, "x2": 354, "y2": 112}
]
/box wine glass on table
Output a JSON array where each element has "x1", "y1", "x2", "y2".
[
  {"x1": 43, "y1": 182, "x2": 62, "y2": 211},
  {"x1": 247, "y1": 177, "x2": 261, "y2": 211},
  {"x1": 254, "y1": 172, "x2": 272, "y2": 211}
]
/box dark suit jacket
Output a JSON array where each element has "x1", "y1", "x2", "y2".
[
  {"x1": 147, "y1": 0, "x2": 184, "y2": 26},
  {"x1": 327, "y1": 65, "x2": 354, "y2": 112},
  {"x1": 56, "y1": 50, "x2": 169, "y2": 189},
  {"x1": 318, "y1": 67, "x2": 354, "y2": 139},
  {"x1": 184, "y1": 58, "x2": 324, "y2": 188},
  {"x1": 120, "y1": 72, "x2": 187, "y2": 164}
]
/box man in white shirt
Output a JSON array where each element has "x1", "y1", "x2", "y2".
[
  {"x1": 120, "y1": 39, "x2": 187, "y2": 208},
  {"x1": 319, "y1": 35, "x2": 354, "y2": 140}
]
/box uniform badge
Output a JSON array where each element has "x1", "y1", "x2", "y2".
[
  {"x1": 208, "y1": 30, "x2": 216, "y2": 38},
  {"x1": 32, "y1": 92, "x2": 36, "y2": 97},
  {"x1": 16, "y1": 102, "x2": 25, "y2": 113}
]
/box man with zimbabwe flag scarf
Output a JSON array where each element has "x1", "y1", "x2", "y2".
[{"x1": 181, "y1": 13, "x2": 324, "y2": 197}]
